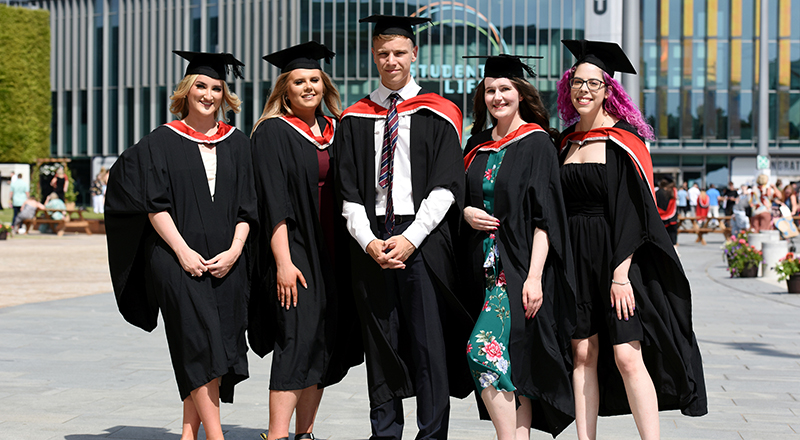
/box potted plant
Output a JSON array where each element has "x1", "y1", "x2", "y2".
[
  {"x1": 724, "y1": 236, "x2": 763, "y2": 278},
  {"x1": 0, "y1": 223, "x2": 11, "y2": 240},
  {"x1": 773, "y1": 252, "x2": 800, "y2": 293}
]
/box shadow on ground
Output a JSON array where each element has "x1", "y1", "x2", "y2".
[{"x1": 64, "y1": 424, "x2": 269, "y2": 439}]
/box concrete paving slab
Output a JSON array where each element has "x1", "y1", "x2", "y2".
[{"x1": 2, "y1": 234, "x2": 800, "y2": 439}]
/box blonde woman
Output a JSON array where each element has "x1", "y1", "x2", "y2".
[
  {"x1": 105, "y1": 51, "x2": 257, "y2": 440},
  {"x1": 249, "y1": 41, "x2": 361, "y2": 440}
]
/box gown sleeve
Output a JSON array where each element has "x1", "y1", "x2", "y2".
[{"x1": 104, "y1": 135, "x2": 164, "y2": 332}]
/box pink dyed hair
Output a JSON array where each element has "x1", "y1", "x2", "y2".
[{"x1": 556, "y1": 65, "x2": 655, "y2": 140}]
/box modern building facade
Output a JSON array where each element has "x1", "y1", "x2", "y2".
[{"x1": 30, "y1": 0, "x2": 800, "y2": 200}]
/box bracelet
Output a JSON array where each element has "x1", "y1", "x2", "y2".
[
  {"x1": 234, "y1": 237, "x2": 245, "y2": 245},
  {"x1": 611, "y1": 279, "x2": 631, "y2": 286}
]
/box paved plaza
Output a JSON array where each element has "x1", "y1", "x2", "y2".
[{"x1": 1, "y1": 233, "x2": 799, "y2": 439}]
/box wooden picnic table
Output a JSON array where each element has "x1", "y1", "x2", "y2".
[
  {"x1": 21, "y1": 208, "x2": 92, "y2": 236},
  {"x1": 677, "y1": 215, "x2": 732, "y2": 245}
]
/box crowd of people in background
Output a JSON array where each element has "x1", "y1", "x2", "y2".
[{"x1": 661, "y1": 177, "x2": 800, "y2": 239}]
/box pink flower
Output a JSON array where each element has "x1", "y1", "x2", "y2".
[
  {"x1": 738, "y1": 239, "x2": 746, "y2": 244},
  {"x1": 483, "y1": 340, "x2": 504, "y2": 362},
  {"x1": 485, "y1": 169, "x2": 493, "y2": 180},
  {"x1": 483, "y1": 300, "x2": 491, "y2": 312},
  {"x1": 466, "y1": 342, "x2": 473, "y2": 354},
  {"x1": 496, "y1": 271, "x2": 507, "y2": 287}
]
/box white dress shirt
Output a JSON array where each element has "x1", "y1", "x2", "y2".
[{"x1": 342, "y1": 78, "x2": 456, "y2": 251}]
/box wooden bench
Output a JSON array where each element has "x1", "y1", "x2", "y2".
[
  {"x1": 677, "y1": 215, "x2": 732, "y2": 245},
  {"x1": 21, "y1": 209, "x2": 92, "y2": 236}
]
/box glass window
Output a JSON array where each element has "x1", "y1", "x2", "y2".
[
  {"x1": 794, "y1": 0, "x2": 800, "y2": 39},
  {"x1": 770, "y1": 92, "x2": 777, "y2": 140},
  {"x1": 65, "y1": 91, "x2": 73, "y2": 154},
  {"x1": 718, "y1": 0, "x2": 730, "y2": 38},
  {"x1": 769, "y1": 0, "x2": 778, "y2": 39},
  {"x1": 790, "y1": 93, "x2": 799, "y2": 140},
  {"x1": 692, "y1": 91, "x2": 704, "y2": 138},
  {"x1": 694, "y1": 0, "x2": 706, "y2": 37},
  {"x1": 141, "y1": 87, "x2": 151, "y2": 138},
  {"x1": 110, "y1": 17, "x2": 118, "y2": 87},
  {"x1": 741, "y1": 0, "x2": 754, "y2": 39},
  {"x1": 791, "y1": 44, "x2": 800, "y2": 90},
  {"x1": 693, "y1": 41, "x2": 705, "y2": 88},
  {"x1": 94, "y1": 20, "x2": 103, "y2": 87},
  {"x1": 191, "y1": 4, "x2": 201, "y2": 52},
  {"x1": 643, "y1": 91, "x2": 657, "y2": 131},
  {"x1": 716, "y1": 90, "x2": 729, "y2": 139},
  {"x1": 669, "y1": 0, "x2": 682, "y2": 39},
  {"x1": 741, "y1": 41, "x2": 753, "y2": 90},
  {"x1": 125, "y1": 88, "x2": 134, "y2": 148},
  {"x1": 716, "y1": 40, "x2": 729, "y2": 89},
  {"x1": 51, "y1": 92, "x2": 58, "y2": 156},
  {"x1": 109, "y1": 91, "x2": 118, "y2": 154},
  {"x1": 653, "y1": 155, "x2": 680, "y2": 167},
  {"x1": 79, "y1": 90, "x2": 87, "y2": 156},
  {"x1": 769, "y1": 41, "x2": 777, "y2": 90},
  {"x1": 643, "y1": 42, "x2": 657, "y2": 89},
  {"x1": 208, "y1": 5, "x2": 218, "y2": 52},
  {"x1": 682, "y1": 155, "x2": 704, "y2": 166},
  {"x1": 667, "y1": 90, "x2": 680, "y2": 138},
  {"x1": 740, "y1": 90, "x2": 753, "y2": 139},
  {"x1": 157, "y1": 86, "x2": 167, "y2": 125},
  {"x1": 670, "y1": 43, "x2": 682, "y2": 88},
  {"x1": 243, "y1": 81, "x2": 253, "y2": 136},
  {"x1": 94, "y1": 90, "x2": 103, "y2": 155}
]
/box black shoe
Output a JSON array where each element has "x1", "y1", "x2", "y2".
[
  {"x1": 296, "y1": 434, "x2": 315, "y2": 440},
  {"x1": 260, "y1": 433, "x2": 288, "y2": 440}
]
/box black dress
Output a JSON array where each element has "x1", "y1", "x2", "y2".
[
  {"x1": 558, "y1": 121, "x2": 707, "y2": 417},
  {"x1": 561, "y1": 163, "x2": 643, "y2": 343},
  {"x1": 249, "y1": 115, "x2": 362, "y2": 390},
  {"x1": 105, "y1": 121, "x2": 258, "y2": 403}
]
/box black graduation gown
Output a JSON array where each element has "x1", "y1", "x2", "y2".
[
  {"x1": 248, "y1": 116, "x2": 363, "y2": 390},
  {"x1": 559, "y1": 122, "x2": 708, "y2": 417},
  {"x1": 334, "y1": 90, "x2": 474, "y2": 407},
  {"x1": 105, "y1": 125, "x2": 258, "y2": 403},
  {"x1": 462, "y1": 127, "x2": 577, "y2": 437}
]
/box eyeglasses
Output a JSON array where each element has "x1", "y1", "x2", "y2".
[{"x1": 569, "y1": 78, "x2": 606, "y2": 91}]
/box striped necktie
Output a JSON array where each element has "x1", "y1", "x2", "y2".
[{"x1": 380, "y1": 92, "x2": 400, "y2": 233}]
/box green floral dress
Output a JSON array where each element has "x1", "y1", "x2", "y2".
[{"x1": 466, "y1": 148, "x2": 515, "y2": 393}]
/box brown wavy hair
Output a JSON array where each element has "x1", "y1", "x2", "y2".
[
  {"x1": 471, "y1": 77, "x2": 558, "y2": 140},
  {"x1": 251, "y1": 69, "x2": 342, "y2": 135},
  {"x1": 169, "y1": 74, "x2": 241, "y2": 122}
]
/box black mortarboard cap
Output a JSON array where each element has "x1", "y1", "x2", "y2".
[
  {"x1": 173, "y1": 50, "x2": 245, "y2": 80},
  {"x1": 462, "y1": 54, "x2": 543, "y2": 79},
  {"x1": 263, "y1": 41, "x2": 335, "y2": 74},
  {"x1": 561, "y1": 39, "x2": 636, "y2": 76},
  {"x1": 359, "y1": 14, "x2": 431, "y2": 43}
]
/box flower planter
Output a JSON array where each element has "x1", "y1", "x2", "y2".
[
  {"x1": 739, "y1": 264, "x2": 758, "y2": 278},
  {"x1": 787, "y1": 274, "x2": 800, "y2": 293}
]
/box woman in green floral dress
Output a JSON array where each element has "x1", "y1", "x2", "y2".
[{"x1": 461, "y1": 55, "x2": 577, "y2": 439}]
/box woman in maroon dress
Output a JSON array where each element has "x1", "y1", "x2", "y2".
[{"x1": 249, "y1": 41, "x2": 361, "y2": 440}]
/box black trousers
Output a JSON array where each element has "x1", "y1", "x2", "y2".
[{"x1": 369, "y1": 217, "x2": 450, "y2": 440}]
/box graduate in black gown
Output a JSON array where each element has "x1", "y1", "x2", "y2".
[
  {"x1": 461, "y1": 55, "x2": 577, "y2": 439},
  {"x1": 249, "y1": 41, "x2": 362, "y2": 440},
  {"x1": 105, "y1": 51, "x2": 257, "y2": 440},
  {"x1": 557, "y1": 40, "x2": 707, "y2": 440},
  {"x1": 334, "y1": 15, "x2": 473, "y2": 440}
]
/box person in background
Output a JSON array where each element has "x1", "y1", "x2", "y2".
[
  {"x1": 557, "y1": 39, "x2": 707, "y2": 440},
  {"x1": 695, "y1": 190, "x2": 710, "y2": 228},
  {"x1": 656, "y1": 178, "x2": 679, "y2": 252},
  {"x1": 677, "y1": 182, "x2": 689, "y2": 217},
  {"x1": 50, "y1": 167, "x2": 69, "y2": 203},
  {"x1": 105, "y1": 51, "x2": 257, "y2": 440},
  {"x1": 12, "y1": 196, "x2": 45, "y2": 234},
  {"x1": 706, "y1": 184, "x2": 720, "y2": 220},
  {"x1": 750, "y1": 174, "x2": 775, "y2": 233},
  {"x1": 9, "y1": 173, "x2": 29, "y2": 228},
  {"x1": 91, "y1": 168, "x2": 108, "y2": 214},
  {"x1": 722, "y1": 182, "x2": 739, "y2": 222},
  {"x1": 687, "y1": 182, "x2": 700, "y2": 217},
  {"x1": 782, "y1": 184, "x2": 798, "y2": 217}
]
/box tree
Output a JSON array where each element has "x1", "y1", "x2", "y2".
[{"x1": 0, "y1": 5, "x2": 51, "y2": 163}]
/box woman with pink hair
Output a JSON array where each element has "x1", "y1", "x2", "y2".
[{"x1": 557, "y1": 40, "x2": 707, "y2": 440}]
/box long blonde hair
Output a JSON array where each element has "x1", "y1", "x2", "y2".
[
  {"x1": 169, "y1": 74, "x2": 242, "y2": 122},
  {"x1": 251, "y1": 70, "x2": 342, "y2": 135}
]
